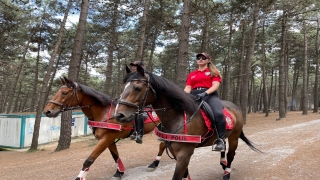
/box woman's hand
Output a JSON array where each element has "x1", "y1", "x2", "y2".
[{"x1": 196, "y1": 92, "x2": 207, "y2": 100}]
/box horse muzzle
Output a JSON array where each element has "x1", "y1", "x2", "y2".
[
  {"x1": 43, "y1": 109, "x2": 60, "y2": 117},
  {"x1": 113, "y1": 113, "x2": 134, "y2": 123}
]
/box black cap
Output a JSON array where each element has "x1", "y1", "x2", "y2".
[
  {"x1": 196, "y1": 52, "x2": 211, "y2": 59},
  {"x1": 130, "y1": 61, "x2": 144, "y2": 66}
]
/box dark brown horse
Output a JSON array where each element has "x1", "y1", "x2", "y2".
[
  {"x1": 113, "y1": 66, "x2": 261, "y2": 180},
  {"x1": 43, "y1": 77, "x2": 165, "y2": 180}
]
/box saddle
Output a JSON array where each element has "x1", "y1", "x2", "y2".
[{"x1": 200, "y1": 101, "x2": 234, "y2": 130}]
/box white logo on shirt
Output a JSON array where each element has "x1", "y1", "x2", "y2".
[
  {"x1": 191, "y1": 75, "x2": 196, "y2": 79},
  {"x1": 205, "y1": 72, "x2": 210, "y2": 76}
]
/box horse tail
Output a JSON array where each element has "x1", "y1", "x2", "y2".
[{"x1": 239, "y1": 130, "x2": 263, "y2": 153}]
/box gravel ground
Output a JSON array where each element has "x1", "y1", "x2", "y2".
[{"x1": 1, "y1": 110, "x2": 319, "y2": 180}]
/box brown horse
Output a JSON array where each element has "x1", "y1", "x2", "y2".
[
  {"x1": 43, "y1": 77, "x2": 165, "y2": 180},
  {"x1": 113, "y1": 66, "x2": 261, "y2": 180}
]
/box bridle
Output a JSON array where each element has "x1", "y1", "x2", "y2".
[
  {"x1": 48, "y1": 82, "x2": 90, "y2": 112},
  {"x1": 117, "y1": 74, "x2": 156, "y2": 114}
]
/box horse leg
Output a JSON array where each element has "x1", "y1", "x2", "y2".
[
  {"x1": 171, "y1": 145, "x2": 194, "y2": 180},
  {"x1": 146, "y1": 141, "x2": 165, "y2": 172},
  {"x1": 182, "y1": 168, "x2": 191, "y2": 180},
  {"x1": 220, "y1": 152, "x2": 227, "y2": 170},
  {"x1": 108, "y1": 142, "x2": 125, "y2": 180},
  {"x1": 75, "y1": 136, "x2": 112, "y2": 180},
  {"x1": 222, "y1": 138, "x2": 238, "y2": 180}
]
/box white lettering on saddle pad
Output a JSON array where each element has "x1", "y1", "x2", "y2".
[{"x1": 225, "y1": 116, "x2": 232, "y2": 126}]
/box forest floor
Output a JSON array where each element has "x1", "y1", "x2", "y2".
[{"x1": 1, "y1": 110, "x2": 320, "y2": 180}]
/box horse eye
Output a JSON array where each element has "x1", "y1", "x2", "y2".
[
  {"x1": 62, "y1": 91, "x2": 68, "y2": 95},
  {"x1": 134, "y1": 86, "x2": 142, "y2": 91}
]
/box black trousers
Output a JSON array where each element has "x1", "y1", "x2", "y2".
[{"x1": 191, "y1": 90, "x2": 225, "y2": 128}]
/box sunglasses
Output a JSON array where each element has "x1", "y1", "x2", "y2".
[{"x1": 196, "y1": 56, "x2": 207, "y2": 60}]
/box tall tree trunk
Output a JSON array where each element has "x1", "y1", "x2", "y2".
[
  {"x1": 56, "y1": 0, "x2": 89, "y2": 152},
  {"x1": 302, "y1": 20, "x2": 308, "y2": 115},
  {"x1": 176, "y1": 0, "x2": 191, "y2": 88},
  {"x1": 201, "y1": 0, "x2": 209, "y2": 52},
  {"x1": 135, "y1": 0, "x2": 150, "y2": 62},
  {"x1": 83, "y1": 52, "x2": 89, "y2": 85},
  {"x1": 235, "y1": 20, "x2": 246, "y2": 107},
  {"x1": 222, "y1": 12, "x2": 233, "y2": 101},
  {"x1": 29, "y1": 0, "x2": 73, "y2": 151},
  {"x1": 313, "y1": 19, "x2": 319, "y2": 113},
  {"x1": 247, "y1": 68, "x2": 255, "y2": 113},
  {"x1": 147, "y1": 31, "x2": 158, "y2": 72},
  {"x1": 104, "y1": 0, "x2": 119, "y2": 95},
  {"x1": 30, "y1": 39, "x2": 41, "y2": 112},
  {"x1": 45, "y1": 51, "x2": 63, "y2": 102},
  {"x1": 240, "y1": 0, "x2": 259, "y2": 123},
  {"x1": 278, "y1": 10, "x2": 287, "y2": 119},
  {"x1": 13, "y1": 80, "x2": 22, "y2": 112},
  {"x1": 284, "y1": 39, "x2": 289, "y2": 114},
  {"x1": 0, "y1": 75, "x2": 8, "y2": 112},
  {"x1": 261, "y1": 19, "x2": 269, "y2": 116},
  {"x1": 253, "y1": 81, "x2": 262, "y2": 113},
  {"x1": 291, "y1": 61, "x2": 299, "y2": 110},
  {"x1": 274, "y1": 70, "x2": 278, "y2": 109}
]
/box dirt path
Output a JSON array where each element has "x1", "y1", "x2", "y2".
[{"x1": 1, "y1": 111, "x2": 319, "y2": 180}]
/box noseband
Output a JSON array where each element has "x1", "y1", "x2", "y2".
[{"x1": 117, "y1": 75, "x2": 156, "y2": 114}]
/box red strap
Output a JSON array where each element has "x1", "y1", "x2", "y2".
[
  {"x1": 154, "y1": 128, "x2": 201, "y2": 143},
  {"x1": 106, "y1": 100, "x2": 113, "y2": 123},
  {"x1": 88, "y1": 121, "x2": 122, "y2": 131}
]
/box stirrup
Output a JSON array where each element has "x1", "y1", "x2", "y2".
[
  {"x1": 135, "y1": 135, "x2": 143, "y2": 144},
  {"x1": 130, "y1": 134, "x2": 136, "y2": 140},
  {"x1": 212, "y1": 139, "x2": 225, "y2": 152}
]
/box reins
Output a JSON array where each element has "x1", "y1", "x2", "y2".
[{"x1": 171, "y1": 101, "x2": 204, "y2": 134}]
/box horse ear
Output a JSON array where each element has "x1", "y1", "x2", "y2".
[
  {"x1": 126, "y1": 65, "x2": 131, "y2": 74},
  {"x1": 63, "y1": 76, "x2": 71, "y2": 87},
  {"x1": 60, "y1": 77, "x2": 66, "y2": 85},
  {"x1": 69, "y1": 79, "x2": 76, "y2": 88},
  {"x1": 137, "y1": 64, "x2": 145, "y2": 76}
]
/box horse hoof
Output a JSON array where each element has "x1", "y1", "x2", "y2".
[
  {"x1": 111, "y1": 176, "x2": 121, "y2": 180},
  {"x1": 146, "y1": 167, "x2": 156, "y2": 172},
  {"x1": 147, "y1": 160, "x2": 159, "y2": 172},
  {"x1": 222, "y1": 173, "x2": 230, "y2": 180}
]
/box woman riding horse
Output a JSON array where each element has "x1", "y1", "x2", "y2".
[{"x1": 114, "y1": 66, "x2": 261, "y2": 180}]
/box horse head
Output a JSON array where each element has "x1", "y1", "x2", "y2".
[
  {"x1": 43, "y1": 76, "x2": 81, "y2": 117},
  {"x1": 114, "y1": 65, "x2": 156, "y2": 123}
]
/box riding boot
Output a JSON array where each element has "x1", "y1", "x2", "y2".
[
  {"x1": 134, "y1": 114, "x2": 144, "y2": 144},
  {"x1": 212, "y1": 122, "x2": 226, "y2": 152},
  {"x1": 135, "y1": 129, "x2": 143, "y2": 144}
]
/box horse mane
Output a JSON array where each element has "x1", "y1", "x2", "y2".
[
  {"x1": 125, "y1": 71, "x2": 198, "y2": 113},
  {"x1": 149, "y1": 73, "x2": 198, "y2": 113},
  {"x1": 78, "y1": 83, "x2": 114, "y2": 106}
]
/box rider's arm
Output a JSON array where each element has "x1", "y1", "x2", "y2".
[
  {"x1": 204, "y1": 81, "x2": 220, "y2": 95},
  {"x1": 184, "y1": 85, "x2": 192, "y2": 93}
]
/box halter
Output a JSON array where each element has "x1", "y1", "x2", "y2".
[
  {"x1": 48, "y1": 82, "x2": 90, "y2": 112},
  {"x1": 117, "y1": 74, "x2": 156, "y2": 114}
]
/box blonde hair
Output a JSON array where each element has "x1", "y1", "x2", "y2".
[{"x1": 207, "y1": 62, "x2": 222, "y2": 78}]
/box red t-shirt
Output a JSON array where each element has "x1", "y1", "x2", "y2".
[{"x1": 186, "y1": 68, "x2": 222, "y2": 89}]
